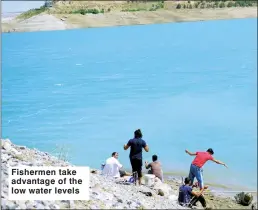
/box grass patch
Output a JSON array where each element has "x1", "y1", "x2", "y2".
[
  {"x1": 175, "y1": 1, "x2": 256, "y2": 9},
  {"x1": 122, "y1": 1, "x2": 164, "y2": 12},
  {"x1": 70, "y1": 8, "x2": 104, "y2": 15},
  {"x1": 51, "y1": 144, "x2": 71, "y2": 162},
  {"x1": 149, "y1": 1, "x2": 164, "y2": 11},
  {"x1": 16, "y1": 6, "x2": 48, "y2": 20}
]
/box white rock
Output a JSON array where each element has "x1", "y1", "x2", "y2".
[
  {"x1": 153, "y1": 182, "x2": 173, "y2": 197},
  {"x1": 49, "y1": 204, "x2": 60, "y2": 209}
]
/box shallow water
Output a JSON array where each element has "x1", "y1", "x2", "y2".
[{"x1": 2, "y1": 18, "x2": 257, "y2": 190}]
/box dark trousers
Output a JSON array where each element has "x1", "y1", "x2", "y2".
[
  {"x1": 130, "y1": 158, "x2": 142, "y2": 178},
  {"x1": 189, "y1": 194, "x2": 207, "y2": 208}
]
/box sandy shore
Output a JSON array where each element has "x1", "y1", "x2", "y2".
[{"x1": 2, "y1": 7, "x2": 257, "y2": 33}]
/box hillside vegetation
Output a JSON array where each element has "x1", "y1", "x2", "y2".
[{"x1": 16, "y1": 0, "x2": 257, "y2": 20}]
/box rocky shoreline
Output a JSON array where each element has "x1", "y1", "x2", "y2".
[{"x1": 1, "y1": 139, "x2": 257, "y2": 209}]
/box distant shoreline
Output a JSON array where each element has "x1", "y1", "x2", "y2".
[{"x1": 2, "y1": 7, "x2": 257, "y2": 33}]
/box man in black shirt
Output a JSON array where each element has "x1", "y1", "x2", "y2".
[{"x1": 124, "y1": 129, "x2": 149, "y2": 185}]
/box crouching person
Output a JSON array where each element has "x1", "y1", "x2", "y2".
[
  {"x1": 178, "y1": 177, "x2": 207, "y2": 209},
  {"x1": 145, "y1": 155, "x2": 163, "y2": 182},
  {"x1": 102, "y1": 152, "x2": 130, "y2": 178}
]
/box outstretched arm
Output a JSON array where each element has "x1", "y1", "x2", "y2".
[
  {"x1": 211, "y1": 159, "x2": 228, "y2": 168},
  {"x1": 185, "y1": 149, "x2": 197, "y2": 156}
]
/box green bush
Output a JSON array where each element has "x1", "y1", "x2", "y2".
[
  {"x1": 71, "y1": 8, "x2": 100, "y2": 15},
  {"x1": 189, "y1": 4, "x2": 193, "y2": 9},
  {"x1": 157, "y1": 1, "x2": 164, "y2": 9},
  {"x1": 200, "y1": 2, "x2": 205, "y2": 8},
  {"x1": 227, "y1": 1, "x2": 234, "y2": 7},
  {"x1": 206, "y1": 3, "x2": 211, "y2": 8},
  {"x1": 149, "y1": 1, "x2": 164, "y2": 11},
  {"x1": 246, "y1": 1, "x2": 253, "y2": 6},
  {"x1": 176, "y1": 3, "x2": 182, "y2": 9},
  {"x1": 237, "y1": 1, "x2": 246, "y2": 7},
  {"x1": 219, "y1": 2, "x2": 226, "y2": 8},
  {"x1": 17, "y1": 6, "x2": 47, "y2": 19},
  {"x1": 194, "y1": 2, "x2": 200, "y2": 8}
]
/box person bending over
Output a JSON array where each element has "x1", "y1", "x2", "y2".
[
  {"x1": 145, "y1": 154, "x2": 163, "y2": 182},
  {"x1": 185, "y1": 148, "x2": 228, "y2": 191},
  {"x1": 124, "y1": 129, "x2": 149, "y2": 185}
]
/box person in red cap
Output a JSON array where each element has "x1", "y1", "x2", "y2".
[{"x1": 185, "y1": 148, "x2": 228, "y2": 190}]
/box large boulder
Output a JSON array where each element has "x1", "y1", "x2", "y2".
[
  {"x1": 1, "y1": 139, "x2": 21, "y2": 156},
  {"x1": 235, "y1": 192, "x2": 253, "y2": 206},
  {"x1": 153, "y1": 178, "x2": 174, "y2": 197}
]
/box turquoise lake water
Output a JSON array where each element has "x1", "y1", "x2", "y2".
[{"x1": 2, "y1": 18, "x2": 257, "y2": 190}]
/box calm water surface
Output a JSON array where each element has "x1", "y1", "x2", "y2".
[{"x1": 2, "y1": 18, "x2": 257, "y2": 190}]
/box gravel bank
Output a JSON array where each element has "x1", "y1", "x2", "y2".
[
  {"x1": 1, "y1": 139, "x2": 186, "y2": 209},
  {"x1": 1, "y1": 139, "x2": 256, "y2": 209}
]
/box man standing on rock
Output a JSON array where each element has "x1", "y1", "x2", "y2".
[
  {"x1": 124, "y1": 129, "x2": 149, "y2": 185},
  {"x1": 185, "y1": 148, "x2": 228, "y2": 190}
]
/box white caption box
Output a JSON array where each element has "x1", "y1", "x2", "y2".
[{"x1": 8, "y1": 166, "x2": 89, "y2": 200}]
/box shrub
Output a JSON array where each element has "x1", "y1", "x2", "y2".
[
  {"x1": 17, "y1": 6, "x2": 47, "y2": 19},
  {"x1": 107, "y1": 8, "x2": 111, "y2": 12},
  {"x1": 189, "y1": 4, "x2": 193, "y2": 9},
  {"x1": 194, "y1": 2, "x2": 200, "y2": 8},
  {"x1": 176, "y1": 3, "x2": 181, "y2": 9},
  {"x1": 219, "y1": 2, "x2": 226, "y2": 8},
  {"x1": 157, "y1": 1, "x2": 164, "y2": 9},
  {"x1": 200, "y1": 2, "x2": 205, "y2": 8},
  {"x1": 246, "y1": 2, "x2": 253, "y2": 6},
  {"x1": 71, "y1": 8, "x2": 100, "y2": 15},
  {"x1": 149, "y1": 1, "x2": 164, "y2": 11},
  {"x1": 227, "y1": 1, "x2": 234, "y2": 7},
  {"x1": 206, "y1": 3, "x2": 211, "y2": 8},
  {"x1": 237, "y1": 1, "x2": 245, "y2": 7}
]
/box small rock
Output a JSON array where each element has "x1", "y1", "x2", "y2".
[
  {"x1": 18, "y1": 146, "x2": 26, "y2": 150},
  {"x1": 251, "y1": 202, "x2": 257, "y2": 210},
  {"x1": 158, "y1": 189, "x2": 165, "y2": 196},
  {"x1": 3, "y1": 200, "x2": 17, "y2": 209},
  {"x1": 69, "y1": 200, "x2": 75, "y2": 208},
  {"x1": 34, "y1": 203, "x2": 45, "y2": 209},
  {"x1": 49, "y1": 204, "x2": 60, "y2": 209}
]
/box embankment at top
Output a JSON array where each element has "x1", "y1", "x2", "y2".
[{"x1": 2, "y1": 5, "x2": 257, "y2": 33}]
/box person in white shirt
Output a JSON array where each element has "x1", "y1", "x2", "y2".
[{"x1": 102, "y1": 152, "x2": 127, "y2": 178}]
